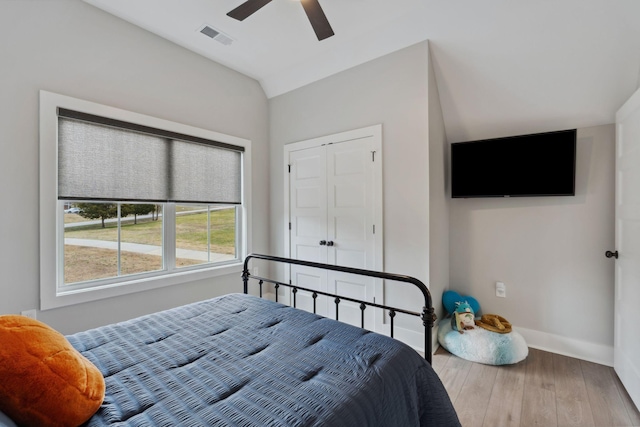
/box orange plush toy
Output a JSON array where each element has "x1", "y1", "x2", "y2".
[{"x1": 0, "y1": 315, "x2": 105, "y2": 427}]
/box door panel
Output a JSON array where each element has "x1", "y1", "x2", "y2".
[
  {"x1": 334, "y1": 181, "x2": 366, "y2": 207},
  {"x1": 296, "y1": 215, "x2": 324, "y2": 238},
  {"x1": 334, "y1": 216, "x2": 367, "y2": 241},
  {"x1": 331, "y1": 276, "x2": 373, "y2": 329},
  {"x1": 325, "y1": 139, "x2": 376, "y2": 328},
  {"x1": 334, "y1": 248, "x2": 367, "y2": 270},
  {"x1": 289, "y1": 146, "x2": 328, "y2": 314},
  {"x1": 290, "y1": 270, "x2": 327, "y2": 316},
  {"x1": 289, "y1": 147, "x2": 327, "y2": 263},
  {"x1": 615, "y1": 88, "x2": 640, "y2": 409},
  {"x1": 326, "y1": 138, "x2": 375, "y2": 267},
  {"x1": 619, "y1": 165, "x2": 640, "y2": 219}
]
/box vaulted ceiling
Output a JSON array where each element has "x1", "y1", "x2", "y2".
[{"x1": 84, "y1": 0, "x2": 640, "y2": 142}]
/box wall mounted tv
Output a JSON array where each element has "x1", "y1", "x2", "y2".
[{"x1": 451, "y1": 129, "x2": 576, "y2": 198}]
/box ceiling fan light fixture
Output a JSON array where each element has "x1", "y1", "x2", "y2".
[
  {"x1": 300, "y1": 0, "x2": 334, "y2": 41},
  {"x1": 227, "y1": 0, "x2": 272, "y2": 21},
  {"x1": 227, "y1": 0, "x2": 334, "y2": 41}
]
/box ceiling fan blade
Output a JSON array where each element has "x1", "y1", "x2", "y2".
[
  {"x1": 300, "y1": 0, "x2": 334, "y2": 41},
  {"x1": 227, "y1": 0, "x2": 273, "y2": 21}
]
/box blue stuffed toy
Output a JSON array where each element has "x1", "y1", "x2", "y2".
[
  {"x1": 442, "y1": 290, "x2": 480, "y2": 317},
  {"x1": 451, "y1": 301, "x2": 476, "y2": 334},
  {"x1": 443, "y1": 290, "x2": 480, "y2": 334}
]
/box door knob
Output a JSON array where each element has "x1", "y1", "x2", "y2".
[
  {"x1": 326, "y1": 241, "x2": 334, "y2": 247},
  {"x1": 319, "y1": 240, "x2": 327, "y2": 246},
  {"x1": 605, "y1": 250, "x2": 618, "y2": 259}
]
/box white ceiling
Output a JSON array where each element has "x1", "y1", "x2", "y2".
[{"x1": 84, "y1": 0, "x2": 640, "y2": 142}]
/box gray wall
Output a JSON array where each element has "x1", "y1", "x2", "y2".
[
  {"x1": 0, "y1": 0, "x2": 269, "y2": 334},
  {"x1": 270, "y1": 42, "x2": 436, "y2": 334},
  {"x1": 428, "y1": 46, "x2": 450, "y2": 323},
  {"x1": 449, "y1": 124, "x2": 615, "y2": 348}
]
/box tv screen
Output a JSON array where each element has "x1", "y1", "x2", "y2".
[{"x1": 451, "y1": 129, "x2": 576, "y2": 198}]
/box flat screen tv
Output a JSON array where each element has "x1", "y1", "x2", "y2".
[{"x1": 451, "y1": 129, "x2": 576, "y2": 198}]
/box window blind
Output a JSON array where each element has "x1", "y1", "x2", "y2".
[{"x1": 57, "y1": 109, "x2": 243, "y2": 204}]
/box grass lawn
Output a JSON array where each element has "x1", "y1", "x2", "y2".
[
  {"x1": 64, "y1": 213, "x2": 86, "y2": 224},
  {"x1": 65, "y1": 209, "x2": 236, "y2": 253},
  {"x1": 64, "y1": 246, "x2": 202, "y2": 284},
  {"x1": 64, "y1": 208, "x2": 236, "y2": 284}
]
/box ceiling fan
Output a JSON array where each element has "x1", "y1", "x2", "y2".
[{"x1": 227, "y1": 0, "x2": 334, "y2": 41}]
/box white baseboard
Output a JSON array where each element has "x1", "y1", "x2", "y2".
[
  {"x1": 517, "y1": 326, "x2": 614, "y2": 366},
  {"x1": 432, "y1": 324, "x2": 439, "y2": 353},
  {"x1": 389, "y1": 322, "x2": 611, "y2": 365}
]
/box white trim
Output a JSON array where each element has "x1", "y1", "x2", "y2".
[
  {"x1": 432, "y1": 326, "x2": 440, "y2": 354},
  {"x1": 517, "y1": 326, "x2": 614, "y2": 366},
  {"x1": 39, "y1": 90, "x2": 252, "y2": 310}
]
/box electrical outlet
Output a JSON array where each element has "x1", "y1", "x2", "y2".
[
  {"x1": 495, "y1": 282, "x2": 506, "y2": 298},
  {"x1": 21, "y1": 309, "x2": 37, "y2": 319}
]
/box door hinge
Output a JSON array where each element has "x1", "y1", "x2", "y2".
[
  {"x1": 373, "y1": 224, "x2": 376, "y2": 234},
  {"x1": 289, "y1": 222, "x2": 292, "y2": 230},
  {"x1": 288, "y1": 164, "x2": 291, "y2": 173},
  {"x1": 371, "y1": 151, "x2": 376, "y2": 161}
]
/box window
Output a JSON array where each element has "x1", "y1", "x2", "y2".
[{"x1": 40, "y1": 91, "x2": 251, "y2": 309}]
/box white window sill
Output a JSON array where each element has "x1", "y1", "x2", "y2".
[{"x1": 41, "y1": 262, "x2": 243, "y2": 311}]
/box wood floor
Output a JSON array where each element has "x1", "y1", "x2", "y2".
[{"x1": 433, "y1": 347, "x2": 640, "y2": 427}]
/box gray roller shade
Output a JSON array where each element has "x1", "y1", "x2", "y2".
[{"x1": 57, "y1": 110, "x2": 243, "y2": 204}]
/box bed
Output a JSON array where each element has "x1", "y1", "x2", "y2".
[{"x1": 4, "y1": 254, "x2": 460, "y2": 426}]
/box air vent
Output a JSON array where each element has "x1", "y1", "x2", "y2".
[{"x1": 199, "y1": 25, "x2": 234, "y2": 46}]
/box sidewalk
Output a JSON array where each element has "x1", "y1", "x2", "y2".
[{"x1": 64, "y1": 238, "x2": 234, "y2": 263}]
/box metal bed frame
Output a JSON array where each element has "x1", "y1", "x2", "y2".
[{"x1": 242, "y1": 253, "x2": 436, "y2": 364}]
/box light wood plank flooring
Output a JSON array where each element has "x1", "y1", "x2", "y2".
[{"x1": 433, "y1": 347, "x2": 640, "y2": 427}]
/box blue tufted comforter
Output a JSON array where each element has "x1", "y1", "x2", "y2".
[{"x1": 67, "y1": 293, "x2": 460, "y2": 427}]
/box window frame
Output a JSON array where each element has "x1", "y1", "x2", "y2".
[{"x1": 40, "y1": 91, "x2": 251, "y2": 310}]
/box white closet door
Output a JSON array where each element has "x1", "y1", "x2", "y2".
[
  {"x1": 614, "y1": 88, "x2": 640, "y2": 409},
  {"x1": 325, "y1": 138, "x2": 377, "y2": 329},
  {"x1": 288, "y1": 146, "x2": 328, "y2": 315}
]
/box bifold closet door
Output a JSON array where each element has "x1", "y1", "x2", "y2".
[
  {"x1": 324, "y1": 139, "x2": 376, "y2": 329},
  {"x1": 288, "y1": 145, "x2": 329, "y2": 316},
  {"x1": 288, "y1": 137, "x2": 377, "y2": 329}
]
